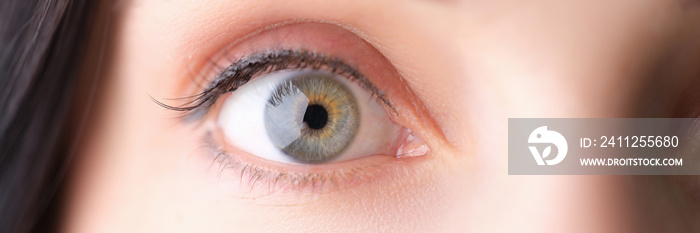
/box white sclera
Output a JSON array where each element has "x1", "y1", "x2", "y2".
[{"x1": 218, "y1": 69, "x2": 401, "y2": 164}]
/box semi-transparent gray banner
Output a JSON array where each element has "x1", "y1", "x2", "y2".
[{"x1": 509, "y1": 118, "x2": 700, "y2": 175}]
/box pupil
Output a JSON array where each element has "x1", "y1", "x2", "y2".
[{"x1": 303, "y1": 104, "x2": 328, "y2": 130}]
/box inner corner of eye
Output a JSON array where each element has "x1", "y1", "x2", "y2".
[{"x1": 214, "y1": 67, "x2": 409, "y2": 166}]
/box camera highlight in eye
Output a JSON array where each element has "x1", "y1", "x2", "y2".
[{"x1": 265, "y1": 72, "x2": 359, "y2": 163}]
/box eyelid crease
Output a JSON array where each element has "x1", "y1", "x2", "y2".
[{"x1": 153, "y1": 49, "x2": 395, "y2": 121}]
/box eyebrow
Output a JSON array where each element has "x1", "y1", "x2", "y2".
[{"x1": 153, "y1": 49, "x2": 394, "y2": 120}]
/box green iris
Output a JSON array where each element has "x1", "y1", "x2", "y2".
[{"x1": 264, "y1": 71, "x2": 359, "y2": 163}]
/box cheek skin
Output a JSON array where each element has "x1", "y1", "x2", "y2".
[
  {"x1": 65, "y1": 0, "x2": 700, "y2": 232},
  {"x1": 445, "y1": 1, "x2": 697, "y2": 232}
]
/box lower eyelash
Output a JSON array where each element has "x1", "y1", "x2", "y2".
[{"x1": 203, "y1": 131, "x2": 385, "y2": 196}]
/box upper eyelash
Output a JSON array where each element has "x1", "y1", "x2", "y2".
[{"x1": 153, "y1": 49, "x2": 394, "y2": 120}]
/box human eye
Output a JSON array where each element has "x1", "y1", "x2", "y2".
[
  {"x1": 218, "y1": 59, "x2": 404, "y2": 164},
  {"x1": 157, "y1": 22, "x2": 431, "y2": 193}
]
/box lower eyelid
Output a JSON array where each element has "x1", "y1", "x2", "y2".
[{"x1": 202, "y1": 129, "x2": 424, "y2": 196}]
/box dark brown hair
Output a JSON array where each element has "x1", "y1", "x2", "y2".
[{"x1": 0, "y1": 0, "x2": 99, "y2": 232}]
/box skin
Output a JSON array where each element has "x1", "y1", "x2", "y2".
[{"x1": 65, "y1": 0, "x2": 700, "y2": 232}]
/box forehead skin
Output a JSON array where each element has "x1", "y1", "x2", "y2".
[{"x1": 66, "y1": 0, "x2": 700, "y2": 232}]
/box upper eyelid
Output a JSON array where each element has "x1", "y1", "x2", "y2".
[{"x1": 154, "y1": 49, "x2": 396, "y2": 121}]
